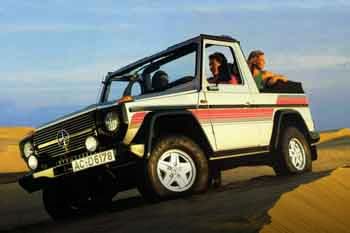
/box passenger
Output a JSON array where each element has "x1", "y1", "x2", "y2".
[
  {"x1": 208, "y1": 52, "x2": 239, "y2": 85},
  {"x1": 247, "y1": 50, "x2": 287, "y2": 90}
]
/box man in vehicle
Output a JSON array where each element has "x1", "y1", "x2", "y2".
[{"x1": 247, "y1": 50, "x2": 288, "y2": 90}]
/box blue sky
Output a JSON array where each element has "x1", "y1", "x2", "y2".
[{"x1": 1, "y1": 0, "x2": 349, "y2": 130}]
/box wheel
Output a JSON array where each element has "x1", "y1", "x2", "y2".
[
  {"x1": 142, "y1": 135, "x2": 209, "y2": 200},
  {"x1": 43, "y1": 178, "x2": 116, "y2": 220},
  {"x1": 273, "y1": 126, "x2": 312, "y2": 176},
  {"x1": 43, "y1": 182, "x2": 84, "y2": 220}
]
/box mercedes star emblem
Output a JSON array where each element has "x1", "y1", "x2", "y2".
[{"x1": 57, "y1": 129, "x2": 70, "y2": 150}]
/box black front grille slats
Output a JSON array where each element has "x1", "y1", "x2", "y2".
[{"x1": 33, "y1": 112, "x2": 95, "y2": 158}]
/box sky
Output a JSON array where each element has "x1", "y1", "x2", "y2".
[{"x1": 1, "y1": 0, "x2": 349, "y2": 130}]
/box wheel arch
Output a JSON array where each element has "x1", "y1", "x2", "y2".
[
  {"x1": 271, "y1": 110, "x2": 315, "y2": 157},
  {"x1": 131, "y1": 110, "x2": 214, "y2": 159}
]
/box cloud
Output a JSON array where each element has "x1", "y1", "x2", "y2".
[
  {"x1": 268, "y1": 54, "x2": 350, "y2": 70},
  {"x1": 263, "y1": 54, "x2": 350, "y2": 91},
  {"x1": 0, "y1": 55, "x2": 138, "y2": 109},
  {"x1": 2, "y1": 56, "x2": 136, "y2": 83},
  {"x1": 188, "y1": 0, "x2": 350, "y2": 14},
  {"x1": 0, "y1": 23, "x2": 133, "y2": 33}
]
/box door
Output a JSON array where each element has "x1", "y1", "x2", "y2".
[{"x1": 202, "y1": 40, "x2": 263, "y2": 151}]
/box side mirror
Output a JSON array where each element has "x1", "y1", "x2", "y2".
[{"x1": 207, "y1": 85, "x2": 219, "y2": 91}]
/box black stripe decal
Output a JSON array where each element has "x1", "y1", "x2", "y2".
[
  {"x1": 212, "y1": 146, "x2": 270, "y2": 158},
  {"x1": 205, "y1": 104, "x2": 308, "y2": 109},
  {"x1": 129, "y1": 104, "x2": 308, "y2": 112},
  {"x1": 129, "y1": 105, "x2": 197, "y2": 112}
]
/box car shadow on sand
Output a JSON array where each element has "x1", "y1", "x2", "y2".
[{"x1": 3, "y1": 170, "x2": 332, "y2": 233}]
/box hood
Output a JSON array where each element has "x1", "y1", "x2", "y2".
[{"x1": 35, "y1": 103, "x2": 105, "y2": 132}]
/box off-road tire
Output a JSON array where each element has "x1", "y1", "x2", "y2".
[
  {"x1": 273, "y1": 126, "x2": 312, "y2": 176},
  {"x1": 43, "y1": 179, "x2": 115, "y2": 220},
  {"x1": 140, "y1": 135, "x2": 209, "y2": 200},
  {"x1": 42, "y1": 182, "x2": 81, "y2": 220}
]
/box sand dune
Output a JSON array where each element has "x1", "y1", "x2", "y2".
[
  {"x1": 0, "y1": 127, "x2": 33, "y2": 140},
  {"x1": 319, "y1": 128, "x2": 350, "y2": 143},
  {"x1": 261, "y1": 167, "x2": 350, "y2": 233},
  {"x1": 0, "y1": 127, "x2": 33, "y2": 173}
]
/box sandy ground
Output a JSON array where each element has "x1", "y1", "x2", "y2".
[
  {"x1": 0, "y1": 127, "x2": 32, "y2": 173},
  {"x1": 319, "y1": 128, "x2": 350, "y2": 144},
  {"x1": 261, "y1": 167, "x2": 350, "y2": 233},
  {"x1": 0, "y1": 128, "x2": 349, "y2": 233}
]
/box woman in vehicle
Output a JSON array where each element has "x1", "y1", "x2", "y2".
[
  {"x1": 208, "y1": 52, "x2": 239, "y2": 85},
  {"x1": 247, "y1": 50, "x2": 288, "y2": 90}
]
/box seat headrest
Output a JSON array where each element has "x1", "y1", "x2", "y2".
[{"x1": 152, "y1": 70, "x2": 169, "y2": 91}]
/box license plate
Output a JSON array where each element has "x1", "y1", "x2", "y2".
[{"x1": 72, "y1": 150, "x2": 116, "y2": 172}]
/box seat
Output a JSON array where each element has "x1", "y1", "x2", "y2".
[
  {"x1": 228, "y1": 62, "x2": 242, "y2": 84},
  {"x1": 152, "y1": 70, "x2": 169, "y2": 91}
]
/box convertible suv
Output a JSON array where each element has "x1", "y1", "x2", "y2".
[{"x1": 18, "y1": 34, "x2": 319, "y2": 220}]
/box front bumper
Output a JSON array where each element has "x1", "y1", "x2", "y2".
[
  {"x1": 18, "y1": 173, "x2": 52, "y2": 193},
  {"x1": 18, "y1": 144, "x2": 144, "y2": 193}
]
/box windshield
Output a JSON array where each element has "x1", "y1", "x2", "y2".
[
  {"x1": 105, "y1": 79, "x2": 142, "y2": 102},
  {"x1": 100, "y1": 42, "x2": 198, "y2": 103}
]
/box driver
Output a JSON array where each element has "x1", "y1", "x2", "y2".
[{"x1": 208, "y1": 52, "x2": 239, "y2": 85}]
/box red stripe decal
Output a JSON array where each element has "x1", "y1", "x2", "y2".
[
  {"x1": 191, "y1": 108, "x2": 273, "y2": 120},
  {"x1": 277, "y1": 96, "x2": 308, "y2": 105},
  {"x1": 131, "y1": 112, "x2": 147, "y2": 124},
  {"x1": 131, "y1": 107, "x2": 278, "y2": 126}
]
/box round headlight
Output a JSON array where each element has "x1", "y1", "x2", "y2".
[
  {"x1": 85, "y1": 136, "x2": 98, "y2": 152},
  {"x1": 104, "y1": 112, "x2": 119, "y2": 132},
  {"x1": 23, "y1": 142, "x2": 34, "y2": 158},
  {"x1": 28, "y1": 156, "x2": 38, "y2": 170}
]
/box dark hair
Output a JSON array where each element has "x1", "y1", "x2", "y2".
[
  {"x1": 209, "y1": 52, "x2": 231, "y2": 82},
  {"x1": 209, "y1": 52, "x2": 226, "y2": 65}
]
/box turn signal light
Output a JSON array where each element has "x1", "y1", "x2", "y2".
[{"x1": 118, "y1": 96, "x2": 134, "y2": 104}]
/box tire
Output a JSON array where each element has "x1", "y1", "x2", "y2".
[
  {"x1": 273, "y1": 126, "x2": 312, "y2": 176},
  {"x1": 43, "y1": 182, "x2": 82, "y2": 220},
  {"x1": 142, "y1": 135, "x2": 209, "y2": 200},
  {"x1": 43, "y1": 178, "x2": 115, "y2": 220}
]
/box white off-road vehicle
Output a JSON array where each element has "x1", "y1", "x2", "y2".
[{"x1": 18, "y1": 34, "x2": 319, "y2": 220}]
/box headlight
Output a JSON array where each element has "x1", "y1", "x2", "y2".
[
  {"x1": 23, "y1": 142, "x2": 34, "y2": 158},
  {"x1": 28, "y1": 156, "x2": 38, "y2": 170},
  {"x1": 104, "y1": 112, "x2": 119, "y2": 132},
  {"x1": 85, "y1": 136, "x2": 98, "y2": 152}
]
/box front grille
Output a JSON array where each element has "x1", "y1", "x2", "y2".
[{"x1": 33, "y1": 111, "x2": 95, "y2": 157}]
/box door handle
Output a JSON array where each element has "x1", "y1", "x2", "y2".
[
  {"x1": 207, "y1": 86, "x2": 219, "y2": 91},
  {"x1": 200, "y1": 99, "x2": 208, "y2": 104}
]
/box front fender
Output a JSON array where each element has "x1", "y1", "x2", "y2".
[{"x1": 130, "y1": 110, "x2": 213, "y2": 159}]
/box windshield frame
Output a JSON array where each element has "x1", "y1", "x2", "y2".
[
  {"x1": 100, "y1": 75, "x2": 143, "y2": 103},
  {"x1": 99, "y1": 39, "x2": 201, "y2": 104}
]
